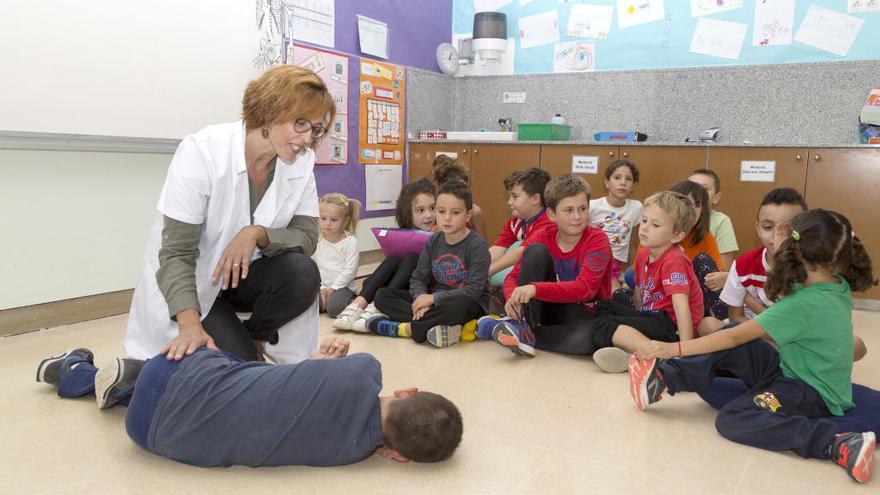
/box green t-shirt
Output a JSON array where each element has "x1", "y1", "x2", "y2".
[
  {"x1": 755, "y1": 276, "x2": 854, "y2": 415},
  {"x1": 709, "y1": 210, "x2": 738, "y2": 253}
]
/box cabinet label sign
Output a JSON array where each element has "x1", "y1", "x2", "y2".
[
  {"x1": 571, "y1": 155, "x2": 599, "y2": 174},
  {"x1": 740, "y1": 160, "x2": 776, "y2": 182}
]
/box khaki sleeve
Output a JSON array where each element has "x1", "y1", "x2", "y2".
[
  {"x1": 156, "y1": 215, "x2": 202, "y2": 320},
  {"x1": 261, "y1": 215, "x2": 319, "y2": 258}
]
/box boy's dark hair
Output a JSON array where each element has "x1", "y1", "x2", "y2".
[
  {"x1": 766, "y1": 209, "x2": 877, "y2": 300},
  {"x1": 503, "y1": 167, "x2": 551, "y2": 206},
  {"x1": 384, "y1": 392, "x2": 463, "y2": 463},
  {"x1": 758, "y1": 187, "x2": 808, "y2": 216},
  {"x1": 432, "y1": 155, "x2": 469, "y2": 185},
  {"x1": 690, "y1": 168, "x2": 721, "y2": 192},
  {"x1": 395, "y1": 178, "x2": 435, "y2": 229},
  {"x1": 605, "y1": 159, "x2": 640, "y2": 183},
  {"x1": 544, "y1": 174, "x2": 590, "y2": 210},
  {"x1": 670, "y1": 180, "x2": 710, "y2": 245},
  {"x1": 437, "y1": 179, "x2": 473, "y2": 210}
]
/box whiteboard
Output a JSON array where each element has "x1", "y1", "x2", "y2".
[{"x1": 0, "y1": 0, "x2": 262, "y2": 139}]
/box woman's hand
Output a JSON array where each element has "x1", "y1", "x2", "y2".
[
  {"x1": 161, "y1": 310, "x2": 218, "y2": 360},
  {"x1": 635, "y1": 340, "x2": 676, "y2": 361},
  {"x1": 211, "y1": 225, "x2": 264, "y2": 290}
]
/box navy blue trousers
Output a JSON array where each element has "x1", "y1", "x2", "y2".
[
  {"x1": 659, "y1": 339, "x2": 837, "y2": 459},
  {"x1": 125, "y1": 354, "x2": 187, "y2": 450}
]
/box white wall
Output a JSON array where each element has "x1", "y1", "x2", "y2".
[{"x1": 0, "y1": 148, "x2": 391, "y2": 310}]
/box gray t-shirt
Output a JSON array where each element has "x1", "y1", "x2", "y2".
[
  {"x1": 147, "y1": 350, "x2": 384, "y2": 467},
  {"x1": 410, "y1": 230, "x2": 491, "y2": 312}
]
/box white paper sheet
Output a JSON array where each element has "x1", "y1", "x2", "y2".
[
  {"x1": 474, "y1": 0, "x2": 512, "y2": 12},
  {"x1": 520, "y1": 0, "x2": 536, "y2": 5},
  {"x1": 518, "y1": 10, "x2": 560, "y2": 49},
  {"x1": 254, "y1": 0, "x2": 283, "y2": 70},
  {"x1": 357, "y1": 15, "x2": 388, "y2": 59},
  {"x1": 794, "y1": 5, "x2": 864, "y2": 57},
  {"x1": 753, "y1": 0, "x2": 795, "y2": 46},
  {"x1": 284, "y1": 0, "x2": 334, "y2": 48},
  {"x1": 554, "y1": 40, "x2": 595, "y2": 72},
  {"x1": 567, "y1": 4, "x2": 614, "y2": 39},
  {"x1": 740, "y1": 161, "x2": 776, "y2": 183},
  {"x1": 572, "y1": 155, "x2": 599, "y2": 174},
  {"x1": 616, "y1": 0, "x2": 665, "y2": 29},
  {"x1": 365, "y1": 165, "x2": 402, "y2": 211},
  {"x1": 689, "y1": 17, "x2": 748, "y2": 60},
  {"x1": 848, "y1": 0, "x2": 880, "y2": 13},
  {"x1": 690, "y1": 0, "x2": 743, "y2": 18}
]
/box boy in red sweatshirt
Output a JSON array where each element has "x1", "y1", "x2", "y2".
[{"x1": 478, "y1": 174, "x2": 613, "y2": 357}]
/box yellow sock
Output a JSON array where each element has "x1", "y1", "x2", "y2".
[
  {"x1": 461, "y1": 319, "x2": 477, "y2": 342},
  {"x1": 397, "y1": 322, "x2": 412, "y2": 338}
]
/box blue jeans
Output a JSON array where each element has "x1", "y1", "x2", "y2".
[{"x1": 124, "y1": 355, "x2": 185, "y2": 450}]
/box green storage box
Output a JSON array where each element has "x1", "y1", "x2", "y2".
[{"x1": 517, "y1": 123, "x2": 572, "y2": 141}]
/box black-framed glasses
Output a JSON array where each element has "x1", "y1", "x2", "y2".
[{"x1": 293, "y1": 118, "x2": 328, "y2": 138}]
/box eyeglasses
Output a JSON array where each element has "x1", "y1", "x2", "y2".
[{"x1": 293, "y1": 118, "x2": 328, "y2": 138}]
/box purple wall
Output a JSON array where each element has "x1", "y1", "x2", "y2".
[{"x1": 311, "y1": 0, "x2": 452, "y2": 219}]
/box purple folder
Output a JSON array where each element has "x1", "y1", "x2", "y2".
[{"x1": 371, "y1": 228, "x2": 433, "y2": 258}]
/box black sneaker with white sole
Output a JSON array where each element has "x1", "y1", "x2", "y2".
[
  {"x1": 95, "y1": 358, "x2": 145, "y2": 410},
  {"x1": 36, "y1": 348, "x2": 94, "y2": 386}
]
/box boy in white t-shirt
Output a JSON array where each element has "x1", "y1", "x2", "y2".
[{"x1": 590, "y1": 160, "x2": 643, "y2": 289}]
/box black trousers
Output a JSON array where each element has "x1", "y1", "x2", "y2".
[
  {"x1": 358, "y1": 253, "x2": 419, "y2": 303},
  {"x1": 659, "y1": 339, "x2": 837, "y2": 459},
  {"x1": 514, "y1": 244, "x2": 597, "y2": 354},
  {"x1": 202, "y1": 252, "x2": 320, "y2": 361},
  {"x1": 373, "y1": 288, "x2": 483, "y2": 343}
]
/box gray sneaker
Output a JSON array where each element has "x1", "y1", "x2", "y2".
[
  {"x1": 95, "y1": 358, "x2": 145, "y2": 409},
  {"x1": 426, "y1": 325, "x2": 462, "y2": 348},
  {"x1": 36, "y1": 348, "x2": 94, "y2": 386},
  {"x1": 593, "y1": 347, "x2": 630, "y2": 373}
]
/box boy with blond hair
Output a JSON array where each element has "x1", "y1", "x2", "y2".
[
  {"x1": 479, "y1": 174, "x2": 613, "y2": 357},
  {"x1": 589, "y1": 191, "x2": 705, "y2": 372}
]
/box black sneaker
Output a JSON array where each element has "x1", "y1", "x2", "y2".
[
  {"x1": 95, "y1": 358, "x2": 145, "y2": 410},
  {"x1": 831, "y1": 432, "x2": 875, "y2": 483},
  {"x1": 36, "y1": 348, "x2": 94, "y2": 386},
  {"x1": 628, "y1": 354, "x2": 666, "y2": 411}
]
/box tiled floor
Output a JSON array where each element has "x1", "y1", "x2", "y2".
[{"x1": 2, "y1": 311, "x2": 878, "y2": 494}]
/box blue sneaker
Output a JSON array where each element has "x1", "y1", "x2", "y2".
[
  {"x1": 95, "y1": 358, "x2": 145, "y2": 409},
  {"x1": 36, "y1": 348, "x2": 94, "y2": 386},
  {"x1": 368, "y1": 316, "x2": 402, "y2": 337},
  {"x1": 492, "y1": 320, "x2": 536, "y2": 357},
  {"x1": 476, "y1": 315, "x2": 508, "y2": 340}
]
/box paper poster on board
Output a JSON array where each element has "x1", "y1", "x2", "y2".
[
  {"x1": 289, "y1": 44, "x2": 348, "y2": 165},
  {"x1": 359, "y1": 60, "x2": 405, "y2": 165},
  {"x1": 365, "y1": 165, "x2": 402, "y2": 211}
]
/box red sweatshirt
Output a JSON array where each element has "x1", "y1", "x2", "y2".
[{"x1": 503, "y1": 224, "x2": 613, "y2": 307}]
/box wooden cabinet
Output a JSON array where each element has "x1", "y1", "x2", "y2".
[
  {"x1": 617, "y1": 146, "x2": 709, "y2": 203},
  {"x1": 804, "y1": 148, "x2": 880, "y2": 300},
  {"x1": 706, "y1": 147, "x2": 808, "y2": 254},
  {"x1": 538, "y1": 145, "x2": 619, "y2": 200},
  {"x1": 407, "y1": 142, "x2": 474, "y2": 183},
  {"x1": 469, "y1": 144, "x2": 541, "y2": 242}
]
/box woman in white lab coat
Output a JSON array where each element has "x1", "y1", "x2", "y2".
[{"x1": 124, "y1": 65, "x2": 334, "y2": 364}]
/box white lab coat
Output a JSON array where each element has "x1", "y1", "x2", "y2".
[{"x1": 124, "y1": 121, "x2": 319, "y2": 364}]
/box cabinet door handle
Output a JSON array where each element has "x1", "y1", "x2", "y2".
[
  {"x1": 814, "y1": 154, "x2": 821, "y2": 161},
  {"x1": 622, "y1": 152, "x2": 629, "y2": 158},
  {"x1": 461, "y1": 149, "x2": 468, "y2": 154},
  {"x1": 608, "y1": 151, "x2": 615, "y2": 156},
  {"x1": 795, "y1": 154, "x2": 802, "y2": 161},
  {"x1": 473, "y1": 149, "x2": 479, "y2": 155}
]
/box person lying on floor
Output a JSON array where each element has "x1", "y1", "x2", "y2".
[{"x1": 36, "y1": 337, "x2": 463, "y2": 467}]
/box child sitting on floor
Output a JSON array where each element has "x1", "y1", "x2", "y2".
[
  {"x1": 313, "y1": 193, "x2": 361, "y2": 318},
  {"x1": 630, "y1": 208, "x2": 878, "y2": 484},
  {"x1": 333, "y1": 179, "x2": 436, "y2": 332},
  {"x1": 366, "y1": 180, "x2": 490, "y2": 348},
  {"x1": 689, "y1": 169, "x2": 739, "y2": 280},
  {"x1": 590, "y1": 160, "x2": 644, "y2": 290}
]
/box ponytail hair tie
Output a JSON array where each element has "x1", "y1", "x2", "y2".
[{"x1": 791, "y1": 230, "x2": 800, "y2": 241}]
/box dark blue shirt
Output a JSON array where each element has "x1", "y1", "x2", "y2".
[{"x1": 147, "y1": 351, "x2": 384, "y2": 467}]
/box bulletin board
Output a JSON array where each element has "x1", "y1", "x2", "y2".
[
  {"x1": 358, "y1": 60, "x2": 406, "y2": 165},
  {"x1": 289, "y1": 44, "x2": 349, "y2": 165},
  {"x1": 455, "y1": 0, "x2": 880, "y2": 74}
]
